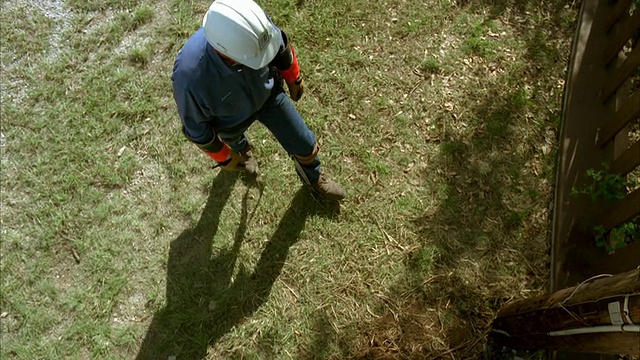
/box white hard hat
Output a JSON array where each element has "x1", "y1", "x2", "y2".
[{"x1": 203, "y1": 0, "x2": 281, "y2": 70}]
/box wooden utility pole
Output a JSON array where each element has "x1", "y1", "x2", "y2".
[{"x1": 490, "y1": 268, "x2": 640, "y2": 355}]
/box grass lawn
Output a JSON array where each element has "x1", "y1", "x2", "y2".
[{"x1": 1, "y1": 0, "x2": 578, "y2": 358}]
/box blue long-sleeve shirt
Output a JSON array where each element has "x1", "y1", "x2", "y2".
[{"x1": 172, "y1": 28, "x2": 285, "y2": 144}]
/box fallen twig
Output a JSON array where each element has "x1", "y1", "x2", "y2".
[{"x1": 429, "y1": 331, "x2": 487, "y2": 360}]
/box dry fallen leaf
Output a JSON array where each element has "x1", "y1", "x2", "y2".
[
  {"x1": 444, "y1": 102, "x2": 454, "y2": 112},
  {"x1": 403, "y1": 163, "x2": 415, "y2": 173}
]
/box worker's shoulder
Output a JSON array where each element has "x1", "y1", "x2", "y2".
[{"x1": 172, "y1": 29, "x2": 212, "y2": 87}]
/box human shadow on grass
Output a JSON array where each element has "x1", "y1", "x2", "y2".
[{"x1": 136, "y1": 171, "x2": 339, "y2": 359}]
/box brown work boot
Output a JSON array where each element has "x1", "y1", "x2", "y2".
[{"x1": 310, "y1": 175, "x2": 346, "y2": 201}]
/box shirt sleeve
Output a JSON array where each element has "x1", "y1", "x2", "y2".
[
  {"x1": 269, "y1": 28, "x2": 301, "y2": 82},
  {"x1": 172, "y1": 81, "x2": 214, "y2": 144}
]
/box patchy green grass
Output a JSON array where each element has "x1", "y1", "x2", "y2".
[{"x1": 1, "y1": 0, "x2": 577, "y2": 358}]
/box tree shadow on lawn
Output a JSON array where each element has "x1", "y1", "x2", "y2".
[
  {"x1": 420, "y1": 89, "x2": 547, "y2": 348},
  {"x1": 458, "y1": 0, "x2": 577, "y2": 23},
  {"x1": 136, "y1": 171, "x2": 339, "y2": 359},
  {"x1": 458, "y1": 0, "x2": 578, "y2": 79},
  {"x1": 351, "y1": 2, "x2": 580, "y2": 357},
  {"x1": 419, "y1": 91, "x2": 547, "y2": 356},
  {"x1": 356, "y1": 85, "x2": 549, "y2": 359}
]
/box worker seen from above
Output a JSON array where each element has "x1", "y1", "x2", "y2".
[{"x1": 172, "y1": 0, "x2": 346, "y2": 201}]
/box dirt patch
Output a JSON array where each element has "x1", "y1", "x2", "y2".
[{"x1": 353, "y1": 302, "x2": 486, "y2": 359}]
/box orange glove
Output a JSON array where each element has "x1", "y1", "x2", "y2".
[
  {"x1": 216, "y1": 154, "x2": 240, "y2": 171},
  {"x1": 286, "y1": 77, "x2": 304, "y2": 101}
]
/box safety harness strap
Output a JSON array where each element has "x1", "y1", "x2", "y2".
[{"x1": 295, "y1": 142, "x2": 319, "y2": 164}]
